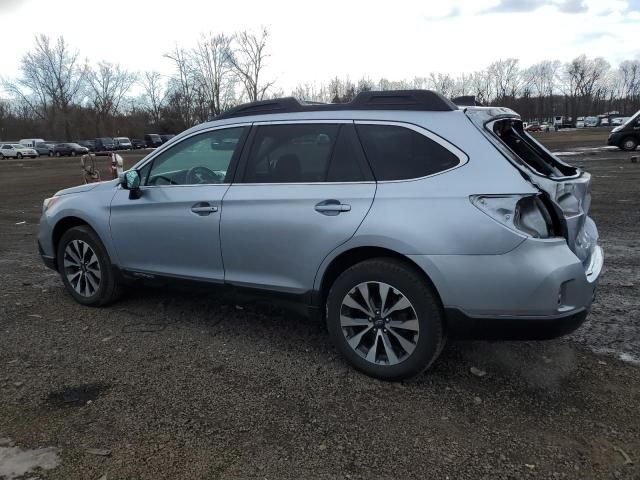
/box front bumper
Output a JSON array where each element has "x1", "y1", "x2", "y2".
[
  {"x1": 38, "y1": 240, "x2": 57, "y2": 271},
  {"x1": 607, "y1": 132, "x2": 622, "y2": 146},
  {"x1": 409, "y1": 237, "x2": 603, "y2": 339}
]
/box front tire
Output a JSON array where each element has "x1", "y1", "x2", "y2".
[
  {"x1": 621, "y1": 137, "x2": 638, "y2": 151},
  {"x1": 326, "y1": 258, "x2": 445, "y2": 381},
  {"x1": 16, "y1": 153, "x2": 23, "y2": 159},
  {"x1": 56, "y1": 226, "x2": 121, "y2": 306}
]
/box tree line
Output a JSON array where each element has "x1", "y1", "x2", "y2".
[{"x1": 1, "y1": 30, "x2": 639, "y2": 141}]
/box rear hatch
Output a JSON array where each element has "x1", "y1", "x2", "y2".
[{"x1": 464, "y1": 107, "x2": 599, "y2": 273}]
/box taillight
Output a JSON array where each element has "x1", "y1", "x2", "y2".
[
  {"x1": 514, "y1": 196, "x2": 554, "y2": 238},
  {"x1": 470, "y1": 194, "x2": 555, "y2": 238}
]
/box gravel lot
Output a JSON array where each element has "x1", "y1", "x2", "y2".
[{"x1": 1, "y1": 129, "x2": 639, "y2": 479}]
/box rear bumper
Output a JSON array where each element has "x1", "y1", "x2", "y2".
[
  {"x1": 445, "y1": 307, "x2": 589, "y2": 340},
  {"x1": 409, "y1": 237, "x2": 602, "y2": 338}
]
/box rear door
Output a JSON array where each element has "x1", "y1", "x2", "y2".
[
  {"x1": 109, "y1": 125, "x2": 248, "y2": 281},
  {"x1": 220, "y1": 121, "x2": 375, "y2": 296}
]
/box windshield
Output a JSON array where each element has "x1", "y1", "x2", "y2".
[
  {"x1": 622, "y1": 110, "x2": 640, "y2": 127},
  {"x1": 99, "y1": 138, "x2": 113, "y2": 142},
  {"x1": 115, "y1": 137, "x2": 130, "y2": 142},
  {"x1": 11, "y1": 144, "x2": 23, "y2": 148}
]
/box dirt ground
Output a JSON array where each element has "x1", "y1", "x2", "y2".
[{"x1": 0, "y1": 128, "x2": 639, "y2": 479}]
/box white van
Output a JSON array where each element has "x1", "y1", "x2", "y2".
[{"x1": 19, "y1": 138, "x2": 45, "y2": 148}]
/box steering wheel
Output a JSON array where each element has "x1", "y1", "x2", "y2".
[{"x1": 185, "y1": 166, "x2": 223, "y2": 185}]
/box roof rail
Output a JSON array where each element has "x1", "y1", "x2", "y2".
[{"x1": 215, "y1": 90, "x2": 458, "y2": 120}]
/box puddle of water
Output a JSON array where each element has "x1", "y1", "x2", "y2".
[
  {"x1": 0, "y1": 442, "x2": 60, "y2": 479},
  {"x1": 554, "y1": 146, "x2": 619, "y2": 156},
  {"x1": 46, "y1": 383, "x2": 110, "y2": 408},
  {"x1": 592, "y1": 347, "x2": 640, "y2": 366}
]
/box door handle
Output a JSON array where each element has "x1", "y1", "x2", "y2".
[
  {"x1": 191, "y1": 202, "x2": 218, "y2": 215},
  {"x1": 314, "y1": 200, "x2": 351, "y2": 216}
]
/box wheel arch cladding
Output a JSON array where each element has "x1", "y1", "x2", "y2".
[
  {"x1": 52, "y1": 216, "x2": 92, "y2": 255},
  {"x1": 315, "y1": 246, "x2": 445, "y2": 311}
]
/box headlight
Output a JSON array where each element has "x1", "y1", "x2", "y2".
[{"x1": 42, "y1": 196, "x2": 59, "y2": 213}]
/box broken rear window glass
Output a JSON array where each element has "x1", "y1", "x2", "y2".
[{"x1": 491, "y1": 120, "x2": 576, "y2": 178}]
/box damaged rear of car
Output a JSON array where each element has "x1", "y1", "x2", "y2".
[{"x1": 449, "y1": 106, "x2": 603, "y2": 338}]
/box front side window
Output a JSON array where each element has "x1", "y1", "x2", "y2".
[
  {"x1": 355, "y1": 124, "x2": 461, "y2": 181},
  {"x1": 242, "y1": 123, "x2": 366, "y2": 183},
  {"x1": 145, "y1": 127, "x2": 245, "y2": 186}
]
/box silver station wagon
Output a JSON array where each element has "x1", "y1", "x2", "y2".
[{"x1": 38, "y1": 90, "x2": 603, "y2": 380}]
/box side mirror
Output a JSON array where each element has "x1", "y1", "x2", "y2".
[{"x1": 121, "y1": 170, "x2": 142, "y2": 199}]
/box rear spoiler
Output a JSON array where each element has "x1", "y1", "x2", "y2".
[{"x1": 451, "y1": 95, "x2": 484, "y2": 107}]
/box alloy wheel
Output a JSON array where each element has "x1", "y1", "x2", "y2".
[
  {"x1": 340, "y1": 281, "x2": 419, "y2": 366},
  {"x1": 63, "y1": 240, "x2": 101, "y2": 297},
  {"x1": 623, "y1": 139, "x2": 637, "y2": 151}
]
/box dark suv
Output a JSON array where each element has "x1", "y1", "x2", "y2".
[
  {"x1": 53, "y1": 143, "x2": 89, "y2": 156},
  {"x1": 94, "y1": 137, "x2": 116, "y2": 152},
  {"x1": 608, "y1": 109, "x2": 640, "y2": 151},
  {"x1": 144, "y1": 134, "x2": 163, "y2": 148}
]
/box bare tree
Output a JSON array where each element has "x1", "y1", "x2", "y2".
[
  {"x1": 488, "y1": 58, "x2": 521, "y2": 100},
  {"x1": 428, "y1": 73, "x2": 456, "y2": 97},
  {"x1": 192, "y1": 32, "x2": 235, "y2": 117},
  {"x1": 165, "y1": 45, "x2": 196, "y2": 127},
  {"x1": 228, "y1": 27, "x2": 274, "y2": 102},
  {"x1": 2, "y1": 34, "x2": 86, "y2": 139},
  {"x1": 140, "y1": 71, "x2": 167, "y2": 125},
  {"x1": 564, "y1": 55, "x2": 610, "y2": 119},
  {"x1": 87, "y1": 62, "x2": 137, "y2": 134}
]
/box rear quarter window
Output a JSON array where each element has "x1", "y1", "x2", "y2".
[{"x1": 355, "y1": 124, "x2": 461, "y2": 181}]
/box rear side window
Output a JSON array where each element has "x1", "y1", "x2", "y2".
[
  {"x1": 242, "y1": 123, "x2": 367, "y2": 183},
  {"x1": 355, "y1": 124, "x2": 460, "y2": 181}
]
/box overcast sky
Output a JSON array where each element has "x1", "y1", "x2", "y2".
[{"x1": 1, "y1": 0, "x2": 639, "y2": 92}]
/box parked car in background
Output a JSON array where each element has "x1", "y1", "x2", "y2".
[
  {"x1": 584, "y1": 116, "x2": 600, "y2": 127},
  {"x1": 608, "y1": 109, "x2": 640, "y2": 151},
  {"x1": 611, "y1": 117, "x2": 628, "y2": 126},
  {"x1": 34, "y1": 142, "x2": 55, "y2": 157},
  {"x1": 131, "y1": 138, "x2": 146, "y2": 149},
  {"x1": 38, "y1": 91, "x2": 603, "y2": 380},
  {"x1": 144, "y1": 134, "x2": 163, "y2": 148},
  {"x1": 94, "y1": 137, "x2": 116, "y2": 152},
  {"x1": 53, "y1": 143, "x2": 89, "y2": 157},
  {"x1": 19, "y1": 138, "x2": 46, "y2": 149},
  {"x1": 0, "y1": 143, "x2": 38, "y2": 159},
  {"x1": 159, "y1": 134, "x2": 175, "y2": 144},
  {"x1": 114, "y1": 137, "x2": 132, "y2": 150},
  {"x1": 576, "y1": 117, "x2": 585, "y2": 128},
  {"x1": 525, "y1": 123, "x2": 542, "y2": 132},
  {"x1": 77, "y1": 140, "x2": 96, "y2": 152}
]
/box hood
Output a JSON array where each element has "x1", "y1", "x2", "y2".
[{"x1": 54, "y1": 179, "x2": 118, "y2": 197}]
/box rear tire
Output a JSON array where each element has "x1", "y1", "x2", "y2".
[
  {"x1": 56, "y1": 226, "x2": 121, "y2": 307},
  {"x1": 326, "y1": 258, "x2": 445, "y2": 381},
  {"x1": 621, "y1": 137, "x2": 638, "y2": 151},
  {"x1": 56, "y1": 152, "x2": 61, "y2": 157}
]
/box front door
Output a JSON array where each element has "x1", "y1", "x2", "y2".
[
  {"x1": 109, "y1": 125, "x2": 248, "y2": 281},
  {"x1": 221, "y1": 122, "x2": 376, "y2": 295}
]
